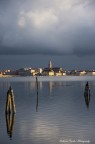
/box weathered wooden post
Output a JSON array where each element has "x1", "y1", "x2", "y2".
[
  {"x1": 36, "y1": 76, "x2": 38, "y2": 91},
  {"x1": 5, "y1": 86, "x2": 16, "y2": 114},
  {"x1": 36, "y1": 77, "x2": 39, "y2": 112}
]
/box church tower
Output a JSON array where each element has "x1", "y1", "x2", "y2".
[{"x1": 48, "y1": 60, "x2": 52, "y2": 69}]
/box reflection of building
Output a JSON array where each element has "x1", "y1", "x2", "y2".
[
  {"x1": 39, "y1": 82, "x2": 43, "y2": 90},
  {"x1": 49, "y1": 81, "x2": 53, "y2": 95},
  {"x1": 6, "y1": 113, "x2": 16, "y2": 139}
]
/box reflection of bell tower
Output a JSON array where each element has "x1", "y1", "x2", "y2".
[
  {"x1": 49, "y1": 81, "x2": 53, "y2": 96},
  {"x1": 48, "y1": 60, "x2": 52, "y2": 69}
]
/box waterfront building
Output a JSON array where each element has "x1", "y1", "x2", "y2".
[
  {"x1": 70, "y1": 70, "x2": 78, "y2": 75},
  {"x1": 91, "y1": 70, "x2": 95, "y2": 75},
  {"x1": 86, "y1": 70, "x2": 95, "y2": 76},
  {"x1": 42, "y1": 68, "x2": 54, "y2": 76},
  {"x1": 3, "y1": 69, "x2": 16, "y2": 75},
  {"x1": 63, "y1": 71, "x2": 67, "y2": 76},
  {"x1": 78, "y1": 70, "x2": 86, "y2": 76},
  {"x1": 17, "y1": 68, "x2": 36, "y2": 76},
  {"x1": 43, "y1": 61, "x2": 63, "y2": 76},
  {"x1": 0, "y1": 71, "x2": 2, "y2": 77},
  {"x1": 42, "y1": 67, "x2": 63, "y2": 76},
  {"x1": 52, "y1": 67, "x2": 63, "y2": 76},
  {"x1": 36, "y1": 68, "x2": 43, "y2": 74}
]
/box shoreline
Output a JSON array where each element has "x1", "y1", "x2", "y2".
[
  {"x1": 0, "y1": 75, "x2": 15, "y2": 78},
  {"x1": 0, "y1": 75, "x2": 95, "y2": 77},
  {"x1": 0, "y1": 75, "x2": 95, "y2": 82}
]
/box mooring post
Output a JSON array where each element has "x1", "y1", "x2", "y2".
[
  {"x1": 36, "y1": 76, "x2": 38, "y2": 90},
  {"x1": 5, "y1": 86, "x2": 16, "y2": 114},
  {"x1": 36, "y1": 76, "x2": 39, "y2": 112}
]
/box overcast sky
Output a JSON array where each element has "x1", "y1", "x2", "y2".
[{"x1": 0, "y1": 0, "x2": 95, "y2": 69}]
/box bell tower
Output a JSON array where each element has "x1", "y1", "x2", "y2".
[{"x1": 48, "y1": 60, "x2": 52, "y2": 69}]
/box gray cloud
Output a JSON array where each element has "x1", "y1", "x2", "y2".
[{"x1": 0, "y1": 0, "x2": 95, "y2": 56}]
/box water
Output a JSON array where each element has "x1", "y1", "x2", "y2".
[{"x1": 0, "y1": 76, "x2": 95, "y2": 144}]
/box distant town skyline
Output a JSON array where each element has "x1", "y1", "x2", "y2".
[{"x1": 0, "y1": 0, "x2": 95, "y2": 69}]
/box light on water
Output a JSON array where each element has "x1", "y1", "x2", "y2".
[{"x1": 0, "y1": 76, "x2": 95, "y2": 144}]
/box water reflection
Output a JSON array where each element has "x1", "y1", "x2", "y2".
[
  {"x1": 84, "y1": 82, "x2": 90, "y2": 108},
  {"x1": 39, "y1": 81, "x2": 42, "y2": 90},
  {"x1": 24, "y1": 81, "x2": 36, "y2": 92},
  {"x1": 49, "y1": 81, "x2": 63, "y2": 96},
  {"x1": 1, "y1": 80, "x2": 95, "y2": 144},
  {"x1": 5, "y1": 113, "x2": 16, "y2": 139},
  {"x1": 49, "y1": 81, "x2": 53, "y2": 96},
  {"x1": 36, "y1": 90, "x2": 39, "y2": 112}
]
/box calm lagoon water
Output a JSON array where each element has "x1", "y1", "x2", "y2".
[{"x1": 0, "y1": 76, "x2": 95, "y2": 144}]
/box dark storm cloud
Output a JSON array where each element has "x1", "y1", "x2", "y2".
[{"x1": 0, "y1": 0, "x2": 95, "y2": 56}]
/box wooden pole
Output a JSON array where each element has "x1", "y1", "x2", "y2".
[
  {"x1": 36, "y1": 76, "x2": 38, "y2": 90},
  {"x1": 36, "y1": 77, "x2": 39, "y2": 112},
  {"x1": 5, "y1": 86, "x2": 16, "y2": 114}
]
